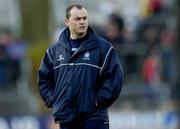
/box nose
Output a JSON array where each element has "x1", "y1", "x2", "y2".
[{"x1": 79, "y1": 19, "x2": 85, "y2": 24}]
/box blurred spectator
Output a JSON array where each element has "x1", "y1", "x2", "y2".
[
  {"x1": 0, "y1": 45, "x2": 9, "y2": 86},
  {"x1": 7, "y1": 38, "x2": 27, "y2": 83},
  {"x1": 104, "y1": 13, "x2": 125, "y2": 49},
  {"x1": 148, "y1": 0, "x2": 163, "y2": 16},
  {"x1": 141, "y1": 49, "x2": 161, "y2": 87},
  {"x1": 160, "y1": 27, "x2": 177, "y2": 84},
  {"x1": 0, "y1": 30, "x2": 26, "y2": 88},
  {"x1": 139, "y1": 0, "x2": 164, "y2": 18},
  {"x1": 141, "y1": 49, "x2": 162, "y2": 104},
  {"x1": 0, "y1": 31, "x2": 12, "y2": 87}
]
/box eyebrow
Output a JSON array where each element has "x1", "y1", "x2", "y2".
[{"x1": 73, "y1": 16, "x2": 87, "y2": 20}]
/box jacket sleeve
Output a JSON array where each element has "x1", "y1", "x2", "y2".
[
  {"x1": 96, "y1": 47, "x2": 123, "y2": 108},
  {"x1": 38, "y1": 49, "x2": 55, "y2": 108}
]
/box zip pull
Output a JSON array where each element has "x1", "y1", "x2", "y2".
[
  {"x1": 71, "y1": 47, "x2": 81, "y2": 58},
  {"x1": 68, "y1": 63, "x2": 74, "y2": 66}
]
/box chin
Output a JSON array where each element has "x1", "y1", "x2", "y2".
[
  {"x1": 78, "y1": 31, "x2": 87, "y2": 35},
  {"x1": 79, "y1": 28, "x2": 87, "y2": 32}
]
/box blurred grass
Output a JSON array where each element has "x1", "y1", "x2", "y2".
[{"x1": 28, "y1": 39, "x2": 51, "y2": 113}]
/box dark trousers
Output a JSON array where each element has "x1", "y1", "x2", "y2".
[{"x1": 60, "y1": 119, "x2": 109, "y2": 129}]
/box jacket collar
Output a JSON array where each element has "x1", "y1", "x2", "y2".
[{"x1": 58, "y1": 26, "x2": 98, "y2": 52}]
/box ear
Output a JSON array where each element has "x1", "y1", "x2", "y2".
[{"x1": 64, "y1": 18, "x2": 69, "y2": 26}]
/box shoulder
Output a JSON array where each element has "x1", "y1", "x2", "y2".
[
  {"x1": 48, "y1": 41, "x2": 60, "y2": 52},
  {"x1": 45, "y1": 42, "x2": 61, "y2": 61},
  {"x1": 88, "y1": 26, "x2": 112, "y2": 51},
  {"x1": 95, "y1": 35, "x2": 114, "y2": 54}
]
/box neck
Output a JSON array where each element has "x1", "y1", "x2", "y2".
[{"x1": 70, "y1": 32, "x2": 87, "y2": 40}]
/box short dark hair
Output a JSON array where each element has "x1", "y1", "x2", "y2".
[{"x1": 65, "y1": 4, "x2": 85, "y2": 19}]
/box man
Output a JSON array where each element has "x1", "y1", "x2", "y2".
[{"x1": 38, "y1": 4, "x2": 123, "y2": 129}]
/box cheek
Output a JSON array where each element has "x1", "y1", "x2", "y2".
[
  {"x1": 68, "y1": 23, "x2": 76, "y2": 29},
  {"x1": 70, "y1": 22, "x2": 78, "y2": 27}
]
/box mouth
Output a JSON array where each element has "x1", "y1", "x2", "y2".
[{"x1": 79, "y1": 26, "x2": 86, "y2": 30}]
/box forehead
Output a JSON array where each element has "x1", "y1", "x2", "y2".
[{"x1": 69, "y1": 7, "x2": 88, "y2": 18}]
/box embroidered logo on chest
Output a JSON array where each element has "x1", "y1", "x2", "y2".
[
  {"x1": 58, "y1": 54, "x2": 64, "y2": 61},
  {"x1": 83, "y1": 51, "x2": 90, "y2": 60}
]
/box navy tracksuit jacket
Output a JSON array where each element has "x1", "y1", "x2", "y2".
[{"x1": 38, "y1": 27, "x2": 123, "y2": 124}]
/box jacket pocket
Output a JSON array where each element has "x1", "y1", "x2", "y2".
[
  {"x1": 53, "y1": 107, "x2": 76, "y2": 123},
  {"x1": 52, "y1": 84, "x2": 75, "y2": 123},
  {"x1": 76, "y1": 84, "x2": 96, "y2": 113}
]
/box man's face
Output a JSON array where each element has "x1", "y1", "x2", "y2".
[{"x1": 65, "y1": 7, "x2": 88, "y2": 39}]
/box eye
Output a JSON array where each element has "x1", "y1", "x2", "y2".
[
  {"x1": 73, "y1": 16, "x2": 87, "y2": 21},
  {"x1": 83, "y1": 16, "x2": 87, "y2": 20},
  {"x1": 74, "y1": 17, "x2": 81, "y2": 21}
]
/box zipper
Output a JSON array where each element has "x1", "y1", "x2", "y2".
[
  {"x1": 70, "y1": 39, "x2": 91, "y2": 60},
  {"x1": 71, "y1": 46, "x2": 81, "y2": 59}
]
